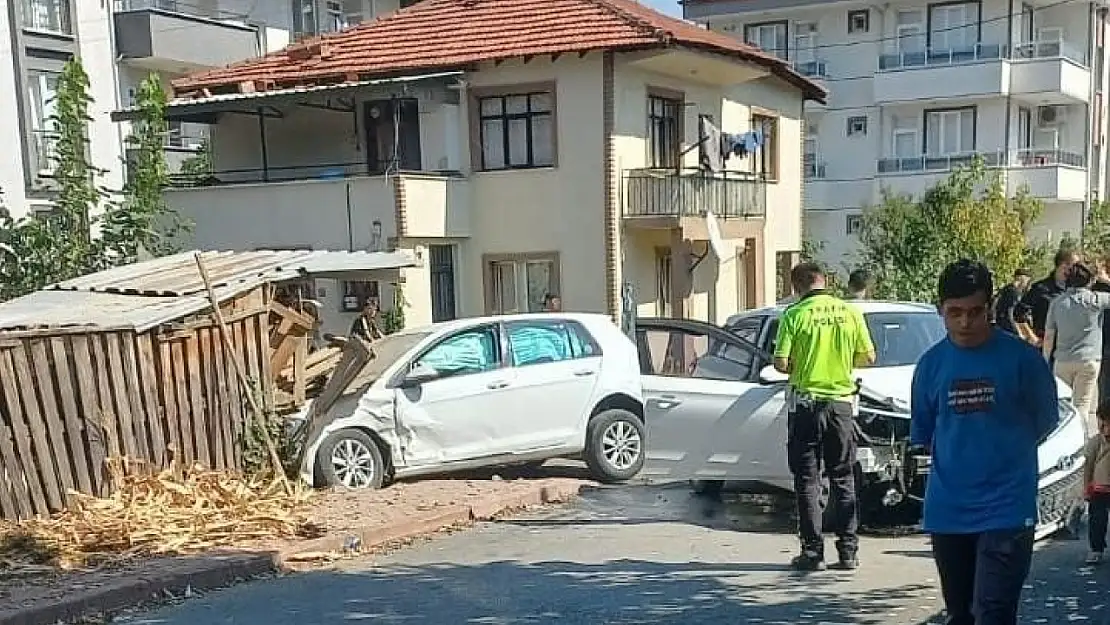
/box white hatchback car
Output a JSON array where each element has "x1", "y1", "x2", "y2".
[
  {"x1": 295, "y1": 313, "x2": 646, "y2": 489},
  {"x1": 638, "y1": 302, "x2": 1088, "y2": 537}
]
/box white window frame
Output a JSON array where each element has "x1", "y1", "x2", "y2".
[
  {"x1": 929, "y1": 2, "x2": 979, "y2": 51},
  {"x1": 846, "y1": 214, "x2": 863, "y2": 235},
  {"x1": 847, "y1": 116, "x2": 868, "y2": 137},
  {"x1": 891, "y1": 116, "x2": 919, "y2": 157},
  {"x1": 848, "y1": 9, "x2": 870, "y2": 34},
  {"x1": 489, "y1": 256, "x2": 559, "y2": 315},
  {"x1": 895, "y1": 10, "x2": 926, "y2": 54},
  {"x1": 794, "y1": 22, "x2": 818, "y2": 63},
  {"x1": 745, "y1": 22, "x2": 789, "y2": 59},
  {"x1": 27, "y1": 71, "x2": 59, "y2": 175},
  {"x1": 925, "y1": 108, "x2": 976, "y2": 156},
  {"x1": 22, "y1": 0, "x2": 72, "y2": 35}
]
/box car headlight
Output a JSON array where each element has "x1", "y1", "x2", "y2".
[{"x1": 1052, "y1": 399, "x2": 1081, "y2": 438}]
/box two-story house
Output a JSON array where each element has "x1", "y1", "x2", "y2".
[
  {"x1": 120, "y1": 0, "x2": 824, "y2": 334},
  {"x1": 687, "y1": 0, "x2": 1110, "y2": 268}
]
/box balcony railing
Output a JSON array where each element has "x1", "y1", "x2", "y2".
[
  {"x1": 878, "y1": 38, "x2": 1087, "y2": 71},
  {"x1": 877, "y1": 149, "x2": 1086, "y2": 174},
  {"x1": 623, "y1": 168, "x2": 766, "y2": 219},
  {"x1": 30, "y1": 129, "x2": 57, "y2": 175},
  {"x1": 794, "y1": 60, "x2": 829, "y2": 78},
  {"x1": 114, "y1": 0, "x2": 248, "y2": 22},
  {"x1": 804, "y1": 158, "x2": 826, "y2": 179}
]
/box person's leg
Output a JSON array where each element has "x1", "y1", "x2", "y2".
[
  {"x1": 973, "y1": 528, "x2": 1035, "y2": 625},
  {"x1": 787, "y1": 400, "x2": 825, "y2": 568},
  {"x1": 1089, "y1": 493, "x2": 1109, "y2": 560},
  {"x1": 931, "y1": 533, "x2": 978, "y2": 625},
  {"x1": 823, "y1": 399, "x2": 859, "y2": 567},
  {"x1": 1073, "y1": 361, "x2": 1101, "y2": 432}
]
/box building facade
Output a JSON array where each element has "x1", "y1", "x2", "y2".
[
  {"x1": 686, "y1": 0, "x2": 1110, "y2": 270},
  {"x1": 0, "y1": 0, "x2": 412, "y2": 220}
]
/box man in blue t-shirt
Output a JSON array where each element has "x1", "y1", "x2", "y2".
[{"x1": 911, "y1": 259, "x2": 1059, "y2": 625}]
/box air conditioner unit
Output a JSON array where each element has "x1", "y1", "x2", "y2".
[{"x1": 1037, "y1": 105, "x2": 1065, "y2": 126}]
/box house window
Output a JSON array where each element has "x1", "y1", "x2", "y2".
[
  {"x1": 744, "y1": 21, "x2": 789, "y2": 59},
  {"x1": 848, "y1": 9, "x2": 870, "y2": 34},
  {"x1": 656, "y1": 247, "x2": 672, "y2": 317},
  {"x1": 846, "y1": 214, "x2": 863, "y2": 235},
  {"x1": 429, "y1": 244, "x2": 457, "y2": 322},
  {"x1": 891, "y1": 115, "x2": 918, "y2": 157},
  {"x1": 794, "y1": 22, "x2": 818, "y2": 64},
  {"x1": 847, "y1": 116, "x2": 868, "y2": 137},
  {"x1": 292, "y1": 0, "x2": 316, "y2": 38},
  {"x1": 1018, "y1": 107, "x2": 1032, "y2": 149},
  {"x1": 324, "y1": 0, "x2": 346, "y2": 30},
  {"x1": 476, "y1": 89, "x2": 555, "y2": 171},
  {"x1": 648, "y1": 91, "x2": 683, "y2": 168},
  {"x1": 896, "y1": 10, "x2": 926, "y2": 54},
  {"x1": 752, "y1": 114, "x2": 779, "y2": 181},
  {"x1": 365, "y1": 98, "x2": 422, "y2": 172},
  {"x1": 928, "y1": 2, "x2": 979, "y2": 50},
  {"x1": 340, "y1": 280, "x2": 379, "y2": 312},
  {"x1": 485, "y1": 253, "x2": 560, "y2": 314},
  {"x1": 27, "y1": 71, "x2": 59, "y2": 175},
  {"x1": 22, "y1": 0, "x2": 72, "y2": 35},
  {"x1": 924, "y1": 107, "x2": 975, "y2": 155}
]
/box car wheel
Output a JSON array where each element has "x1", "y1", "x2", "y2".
[
  {"x1": 584, "y1": 409, "x2": 646, "y2": 483},
  {"x1": 315, "y1": 428, "x2": 385, "y2": 490},
  {"x1": 691, "y1": 480, "x2": 724, "y2": 496}
]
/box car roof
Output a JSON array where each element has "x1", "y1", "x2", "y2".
[
  {"x1": 395, "y1": 312, "x2": 615, "y2": 337},
  {"x1": 733, "y1": 299, "x2": 936, "y2": 322}
]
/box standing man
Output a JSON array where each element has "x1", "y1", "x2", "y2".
[
  {"x1": 1015, "y1": 248, "x2": 1079, "y2": 347},
  {"x1": 845, "y1": 268, "x2": 873, "y2": 300},
  {"x1": 993, "y1": 268, "x2": 1031, "y2": 335},
  {"x1": 349, "y1": 299, "x2": 385, "y2": 342},
  {"x1": 911, "y1": 259, "x2": 1058, "y2": 625},
  {"x1": 773, "y1": 262, "x2": 876, "y2": 571},
  {"x1": 1043, "y1": 262, "x2": 1110, "y2": 432}
]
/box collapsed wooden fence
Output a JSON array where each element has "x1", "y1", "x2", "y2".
[{"x1": 0, "y1": 290, "x2": 272, "y2": 521}]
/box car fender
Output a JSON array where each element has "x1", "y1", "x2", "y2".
[{"x1": 298, "y1": 388, "x2": 400, "y2": 486}]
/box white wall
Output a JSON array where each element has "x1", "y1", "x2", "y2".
[
  {"x1": 76, "y1": 0, "x2": 127, "y2": 203},
  {"x1": 0, "y1": 5, "x2": 27, "y2": 218}
]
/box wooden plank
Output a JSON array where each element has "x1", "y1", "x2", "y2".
[
  {"x1": 226, "y1": 317, "x2": 244, "y2": 469},
  {"x1": 71, "y1": 336, "x2": 108, "y2": 496},
  {"x1": 269, "y1": 300, "x2": 315, "y2": 332},
  {"x1": 104, "y1": 333, "x2": 140, "y2": 462},
  {"x1": 0, "y1": 348, "x2": 36, "y2": 518},
  {"x1": 197, "y1": 327, "x2": 222, "y2": 471},
  {"x1": 157, "y1": 339, "x2": 182, "y2": 471},
  {"x1": 0, "y1": 416, "x2": 23, "y2": 520},
  {"x1": 10, "y1": 343, "x2": 63, "y2": 511},
  {"x1": 90, "y1": 334, "x2": 121, "y2": 465},
  {"x1": 292, "y1": 334, "x2": 308, "y2": 406},
  {"x1": 120, "y1": 335, "x2": 152, "y2": 465},
  {"x1": 211, "y1": 325, "x2": 235, "y2": 472},
  {"x1": 257, "y1": 314, "x2": 275, "y2": 413},
  {"x1": 170, "y1": 339, "x2": 196, "y2": 465},
  {"x1": 28, "y1": 340, "x2": 76, "y2": 500},
  {"x1": 269, "y1": 332, "x2": 300, "y2": 378},
  {"x1": 49, "y1": 337, "x2": 93, "y2": 496},
  {"x1": 135, "y1": 336, "x2": 166, "y2": 469},
  {"x1": 184, "y1": 335, "x2": 211, "y2": 468}
]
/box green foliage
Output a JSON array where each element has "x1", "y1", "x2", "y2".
[
  {"x1": 1083, "y1": 200, "x2": 1110, "y2": 263},
  {"x1": 856, "y1": 158, "x2": 1046, "y2": 303},
  {"x1": 239, "y1": 384, "x2": 297, "y2": 478},
  {"x1": 381, "y1": 284, "x2": 406, "y2": 334},
  {"x1": 798, "y1": 239, "x2": 845, "y2": 296},
  {"x1": 176, "y1": 139, "x2": 214, "y2": 187}
]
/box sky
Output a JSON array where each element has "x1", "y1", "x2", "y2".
[{"x1": 642, "y1": 0, "x2": 682, "y2": 17}]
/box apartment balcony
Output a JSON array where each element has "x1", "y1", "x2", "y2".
[
  {"x1": 804, "y1": 160, "x2": 827, "y2": 180},
  {"x1": 874, "y1": 150, "x2": 1086, "y2": 203},
  {"x1": 622, "y1": 168, "x2": 766, "y2": 236},
  {"x1": 113, "y1": 0, "x2": 261, "y2": 73},
  {"x1": 795, "y1": 60, "x2": 828, "y2": 110},
  {"x1": 1010, "y1": 40, "x2": 1090, "y2": 104},
  {"x1": 875, "y1": 43, "x2": 1007, "y2": 103}
]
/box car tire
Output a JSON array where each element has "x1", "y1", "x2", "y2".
[
  {"x1": 315, "y1": 428, "x2": 386, "y2": 490},
  {"x1": 691, "y1": 480, "x2": 724, "y2": 496},
  {"x1": 584, "y1": 409, "x2": 646, "y2": 483}
]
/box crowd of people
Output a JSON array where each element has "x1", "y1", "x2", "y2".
[{"x1": 772, "y1": 254, "x2": 1110, "y2": 625}]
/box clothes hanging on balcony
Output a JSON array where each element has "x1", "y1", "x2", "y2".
[{"x1": 699, "y1": 115, "x2": 724, "y2": 172}]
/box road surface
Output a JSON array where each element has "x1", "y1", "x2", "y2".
[{"x1": 131, "y1": 483, "x2": 1109, "y2": 624}]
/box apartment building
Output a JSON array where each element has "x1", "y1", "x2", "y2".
[
  {"x1": 0, "y1": 0, "x2": 412, "y2": 221},
  {"x1": 686, "y1": 0, "x2": 1110, "y2": 269},
  {"x1": 128, "y1": 0, "x2": 823, "y2": 335}
]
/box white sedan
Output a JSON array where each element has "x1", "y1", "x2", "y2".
[
  {"x1": 294, "y1": 313, "x2": 646, "y2": 489},
  {"x1": 637, "y1": 301, "x2": 1088, "y2": 537}
]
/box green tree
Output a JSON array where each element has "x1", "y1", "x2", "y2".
[
  {"x1": 856, "y1": 159, "x2": 1047, "y2": 302},
  {"x1": 177, "y1": 138, "x2": 213, "y2": 187},
  {"x1": 1082, "y1": 200, "x2": 1110, "y2": 262},
  {"x1": 105, "y1": 72, "x2": 189, "y2": 263}
]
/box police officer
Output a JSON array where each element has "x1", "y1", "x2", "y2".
[{"x1": 773, "y1": 262, "x2": 877, "y2": 571}]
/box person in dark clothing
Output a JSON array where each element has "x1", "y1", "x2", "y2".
[
  {"x1": 1092, "y1": 260, "x2": 1110, "y2": 402},
  {"x1": 1015, "y1": 248, "x2": 1079, "y2": 346},
  {"x1": 845, "y1": 268, "x2": 873, "y2": 300},
  {"x1": 993, "y1": 268, "x2": 1031, "y2": 334}
]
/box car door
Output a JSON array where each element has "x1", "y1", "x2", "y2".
[
  {"x1": 637, "y1": 318, "x2": 790, "y2": 483},
  {"x1": 393, "y1": 323, "x2": 521, "y2": 465},
  {"x1": 498, "y1": 318, "x2": 603, "y2": 451}
]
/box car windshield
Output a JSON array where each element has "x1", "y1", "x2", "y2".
[
  {"x1": 349, "y1": 330, "x2": 434, "y2": 387},
  {"x1": 863, "y1": 311, "x2": 946, "y2": 368}
]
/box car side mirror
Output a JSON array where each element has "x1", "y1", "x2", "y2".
[
  {"x1": 759, "y1": 364, "x2": 788, "y2": 385},
  {"x1": 401, "y1": 362, "x2": 439, "y2": 388}
]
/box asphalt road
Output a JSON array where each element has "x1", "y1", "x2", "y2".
[{"x1": 130, "y1": 483, "x2": 1110, "y2": 625}]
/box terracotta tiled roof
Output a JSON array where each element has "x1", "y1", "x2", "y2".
[{"x1": 171, "y1": 0, "x2": 825, "y2": 102}]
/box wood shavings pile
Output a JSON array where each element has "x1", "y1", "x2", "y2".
[{"x1": 0, "y1": 459, "x2": 321, "y2": 570}]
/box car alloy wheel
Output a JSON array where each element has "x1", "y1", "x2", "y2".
[
  {"x1": 331, "y1": 438, "x2": 377, "y2": 488},
  {"x1": 602, "y1": 420, "x2": 642, "y2": 470}
]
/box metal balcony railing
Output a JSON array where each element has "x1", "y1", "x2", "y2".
[
  {"x1": 877, "y1": 149, "x2": 1086, "y2": 174},
  {"x1": 623, "y1": 168, "x2": 766, "y2": 219},
  {"x1": 804, "y1": 161, "x2": 827, "y2": 179},
  {"x1": 1012, "y1": 149, "x2": 1086, "y2": 167},
  {"x1": 113, "y1": 0, "x2": 248, "y2": 21},
  {"x1": 878, "y1": 38, "x2": 1087, "y2": 71},
  {"x1": 1012, "y1": 39, "x2": 1086, "y2": 65},
  {"x1": 794, "y1": 60, "x2": 829, "y2": 78}
]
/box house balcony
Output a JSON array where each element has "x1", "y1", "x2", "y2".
[
  {"x1": 795, "y1": 60, "x2": 828, "y2": 110},
  {"x1": 874, "y1": 149, "x2": 1087, "y2": 202},
  {"x1": 875, "y1": 43, "x2": 1007, "y2": 103},
  {"x1": 804, "y1": 160, "x2": 827, "y2": 180},
  {"x1": 113, "y1": 0, "x2": 261, "y2": 73},
  {"x1": 622, "y1": 168, "x2": 766, "y2": 237},
  {"x1": 1010, "y1": 40, "x2": 1090, "y2": 105}
]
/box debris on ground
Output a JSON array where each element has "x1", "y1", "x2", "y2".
[{"x1": 0, "y1": 458, "x2": 321, "y2": 572}]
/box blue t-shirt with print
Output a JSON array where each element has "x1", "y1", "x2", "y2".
[{"x1": 910, "y1": 330, "x2": 1059, "y2": 534}]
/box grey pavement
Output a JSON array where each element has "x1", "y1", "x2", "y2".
[{"x1": 129, "y1": 483, "x2": 1110, "y2": 625}]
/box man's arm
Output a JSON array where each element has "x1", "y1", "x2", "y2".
[
  {"x1": 772, "y1": 314, "x2": 793, "y2": 374},
  {"x1": 1023, "y1": 347, "x2": 1061, "y2": 442},
  {"x1": 853, "y1": 308, "x2": 877, "y2": 366},
  {"x1": 1042, "y1": 302, "x2": 1057, "y2": 361},
  {"x1": 910, "y1": 359, "x2": 935, "y2": 448}
]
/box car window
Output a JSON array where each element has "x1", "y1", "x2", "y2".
[
  {"x1": 414, "y1": 326, "x2": 501, "y2": 378},
  {"x1": 636, "y1": 326, "x2": 752, "y2": 381},
  {"x1": 764, "y1": 319, "x2": 779, "y2": 355},
  {"x1": 506, "y1": 320, "x2": 601, "y2": 367},
  {"x1": 729, "y1": 316, "x2": 765, "y2": 345}
]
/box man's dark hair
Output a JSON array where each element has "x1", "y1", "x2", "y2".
[
  {"x1": 1054, "y1": 248, "x2": 1078, "y2": 268},
  {"x1": 1065, "y1": 262, "x2": 1095, "y2": 288},
  {"x1": 1013, "y1": 267, "x2": 1031, "y2": 279},
  {"x1": 847, "y1": 268, "x2": 872, "y2": 291},
  {"x1": 938, "y1": 259, "x2": 994, "y2": 304},
  {"x1": 790, "y1": 262, "x2": 825, "y2": 293}
]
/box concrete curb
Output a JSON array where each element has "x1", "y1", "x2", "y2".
[{"x1": 0, "y1": 482, "x2": 585, "y2": 625}]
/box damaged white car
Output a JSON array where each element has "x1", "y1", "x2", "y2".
[
  {"x1": 291, "y1": 313, "x2": 646, "y2": 489},
  {"x1": 638, "y1": 303, "x2": 1088, "y2": 538}
]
